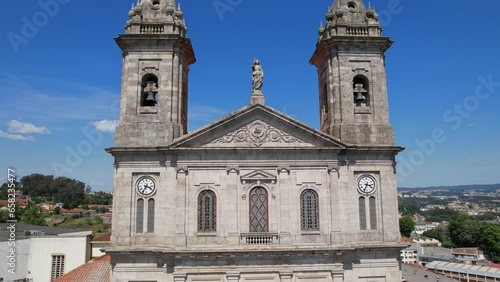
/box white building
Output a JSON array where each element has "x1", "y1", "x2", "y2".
[
  {"x1": 401, "y1": 243, "x2": 422, "y2": 265},
  {"x1": 0, "y1": 223, "x2": 92, "y2": 282}
]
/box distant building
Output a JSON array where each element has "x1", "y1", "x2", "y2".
[
  {"x1": 426, "y1": 261, "x2": 500, "y2": 281},
  {"x1": 414, "y1": 237, "x2": 442, "y2": 247},
  {"x1": 451, "y1": 248, "x2": 483, "y2": 265},
  {"x1": 400, "y1": 239, "x2": 422, "y2": 265},
  {"x1": 91, "y1": 232, "x2": 111, "y2": 258},
  {"x1": 414, "y1": 221, "x2": 439, "y2": 235},
  {"x1": 419, "y1": 247, "x2": 456, "y2": 266}
]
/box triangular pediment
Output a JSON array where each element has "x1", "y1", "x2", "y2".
[
  {"x1": 170, "y1": 104, "x2": 346, "y2": 149},
  {"x1": 240, "y1": 170, "x2": 277, "y2": 183}
]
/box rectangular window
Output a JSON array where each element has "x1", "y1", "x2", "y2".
[
  {"x1": 136, "y1": 199, "x2": 144, "y2": 233},
  {"x1": 369, "y1": 196, "x2": 377, "y2": 230},
  {"x1": 51, "y1": 255, "x2": 65, "y2": 281},
  {"x1": 359, "y1": 197, "x2": 367, "y2": 230},
  {"x1": 147, "y1": 199, "x2": 155, "y2": 233}
]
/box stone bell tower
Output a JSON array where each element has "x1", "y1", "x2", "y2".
[
  {"x1": 310, "y1": 0, "x2": 394, "y2": 146},
  {"x1": 114, "y1": 0, "x2": 196, "y2": 147}
]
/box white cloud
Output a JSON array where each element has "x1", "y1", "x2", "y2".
[
  {"x1": 91, "y1": 120, "x2": 119, "y2": 133},
  {"x1": 0, "y1": 130, "x2": 35, "y2": 141},
  {"x1": 8, "y1": 120, "x2": 50, "y2": 134}
]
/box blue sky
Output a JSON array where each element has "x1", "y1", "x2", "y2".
[{"x1": 0, "y1": 0, "x2": 499, "y2": 191}]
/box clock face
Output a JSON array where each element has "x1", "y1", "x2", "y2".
[
  {"x1": 137, "y1": 177, "x2": 156, "y2": 196},
  {"x1": 358, "y1": 176, "x2": 376, "y2": 194}
]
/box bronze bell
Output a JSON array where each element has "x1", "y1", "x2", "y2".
[
  {"x1": 143, "y1": 81, "x2": 158, "y2": 107},
  {"x1": 144, "y1": 92, "x2": 157, "y2": 106},
  {"x1": 354, "y1": 83, "x2": 367, "y2": 106}
]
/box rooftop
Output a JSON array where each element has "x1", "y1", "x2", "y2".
[
  {"x1": 0, "y1": 222, "x2": 90, "y2": 242},
  {"x1": 54, "y1": 255, "x2": 110, "y2": 282}
]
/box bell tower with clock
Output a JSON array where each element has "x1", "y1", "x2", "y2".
[
  {"x1": 114, "y1": 0, "x2": 196, "y2": 147},
  {"x1": 310, "y1": 0, "x2": 395, "y2": 146}
]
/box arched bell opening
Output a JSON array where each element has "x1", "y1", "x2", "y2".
[
  {"x1": 353, "y1": 75, "x2": 369, "y2": 107},
  {"x1": 141, "y1": 74, "x2": 159, "y2": 107}
]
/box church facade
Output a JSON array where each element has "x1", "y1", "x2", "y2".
[{"x1": 106, "y1": 0, "x2": 405, "y2": 281}]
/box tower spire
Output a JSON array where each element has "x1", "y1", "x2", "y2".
[
  {"x1": 114, "y1": 0, "x2": 196, "y2": 147},
  {"x1": 310, "y1": 0, "x2": 394, "y2": 146}
]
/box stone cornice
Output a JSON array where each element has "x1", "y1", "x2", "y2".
[{"x1": 105, "y1": 242, "x2": 406, "y2": 255}]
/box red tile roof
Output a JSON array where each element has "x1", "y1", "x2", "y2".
[
  {"x1": 92, "y1": 232, "x2": 111, "y2": 243},
  {"x1": 68, "y1": 208, "x2": 85, "y2": 213},
  {"x1": 0, "y1": 199, "x2": 29, "y2": 207},
  {"x1": 490, "y1": 262, "x2": 500, "y2": 268},
  {"x1": 400, "y1": 237, "x2": 414, "y2": 243},
  {"x1": 54, "y1": 255, "x2": 110, "y2": 282}
]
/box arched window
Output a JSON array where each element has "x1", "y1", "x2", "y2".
[
  {"x1": 198, "y1": 190, "x2": 216, "y2": 232},
  {"x1": 141, "y1": 74, "x2": 159, "y2": 107},
  {"x1": 136, "y1": 199, "x2": 144, "y2": 233},
  {"x1": 369, "y1": 196, "x2": 377, "y2": 230},
  {"x1": 359, "y1": 197, "x2": 367, "y2": 230},
  {"x1": 147, "y1": 199, "x2": 155, "y2": 233},
  {"x1": 353, "y1": 75, "x2": 369, "y2": 107},
  {"x1": 301, "y1": 189, "x2": 319, "y2": 230},
  {"x1": 249, "y1": 187, "x2": 268, "y2": 232}
]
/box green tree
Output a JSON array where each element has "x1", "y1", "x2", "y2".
[
  {"x1": 422, "y1": 208, "x2": 462, "y2": 223},
  {"x1": 480, "y1": 223, "x2": 500, "y2": 263},
  {"x1": 422, "y1": 226, "x2": 446, "y2": 242},
  {"x1": 398, "y1": 198, "x2": 421, "y2": 216},
  {"x1": 399, "y1": 216, "x2": 415, "y2": 237},
  {"x1": 20, "y1": 174, "x2": 54, "y2": 198},
  {"x1": 95, "y1": 215, "x2": 103, "y2": 224},
  {"x1": 21, "y1": 205, "x2": 46, "y2": 226},
  {"x1": 448, "y1": 214, "x2": 482, "y2": 247}
]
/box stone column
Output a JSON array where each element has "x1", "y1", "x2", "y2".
[
  {"x1": 171, "y1": 48, "x2": 180, "y2": 125},
  {"x1": 226, "y1": 166, "x2": 240, "y2": 245},
  {"x1": 175, "y1": 166, "x2": 188, "y2": 247},
  {"x1": 277, "y1": 165, "x2": 291, "y2": 244}
]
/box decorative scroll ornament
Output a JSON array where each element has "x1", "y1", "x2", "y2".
[
  {"x1": 176, "y1": 166, "x2": 188, "y2": 174},
  {"x1": 211, "y1": 120, "x2": 306, "y2": 147},
  {"x1": 226, "y1": 166, "x2": 240, "y2": 174}
]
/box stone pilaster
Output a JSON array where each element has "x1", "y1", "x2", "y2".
[
  {"x1": 277, "y1": 165, "x2": 291, "y2": 244},
  {"x1": 175, "y1": 166, "x2": 188, "y2": 246},
  {"x1": 328, "y1": 165, "x2": 342, "y2": 243},
  {"x1": 226, "y1": 166, "x2": 240, "y2": 245}
]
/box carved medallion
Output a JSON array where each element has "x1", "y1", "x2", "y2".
[{"x1": 210, "y1": 120, "x2": 306, "y2": 147}]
